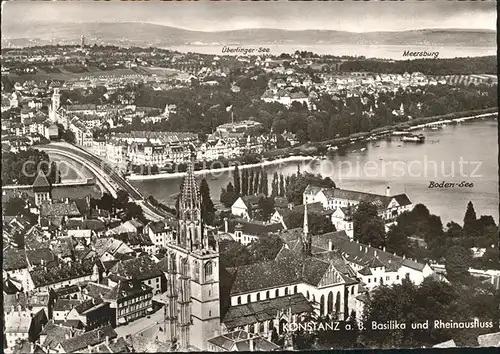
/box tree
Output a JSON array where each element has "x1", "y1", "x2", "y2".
[
  {"x1": 279, "y1": 173, "x2": 285, "y2": 197},
  {"x1": 445, "y1": 221, "x2": 464, "y2": 239},
  {"x1": 445, "y1": 245, "x2": 472, "y2": 283},
  {"x1": 463, "y1": 201, "x2": 478, "y2": 237},
  {"x1": 261, "y1": 169, "x2": 268, "y2": 196},
  {"x1": 253, "y1": 169, "x2": 260, "y2": 195},
  {"x1": 284, "y1": 210, "x2": 336, "y2": 236},
  {"x1": 241, "y1": 169, "x2": 249, "y2": 196},
  {"x1": 258, "y1": 196, "x2": 275, "y2": 221},
  {"x1": 385, "y1": 224, "x2": 409, "y2": 256},
  {"x1": 285, "y1": 171, "x2": 336, "y2": 206},
  {"x1": 2, "y1": 149, "x2": 54, "y2": 186},
  {"x1": 361, "y1": 278, "x2": 459, "y2": 348},
  {"x1": 13, "y1": 230, "x2": 25, "y2": 249},
  {"x1": 233, "y1": 165, "x2": 241, "y2": 196},
  {"x1": 248, "y1": 169, "x2": 255, "y2": 195},
  {"x1": 4, "y1": 197, "x2": 27, "y2": 216},
  {"x1": 198, "y1": 132, "x2": 208, "y2": 142},
  {"x1": 220, "y1": 182, "x2": 237, "y2": 208},
  {"x1": 98, "y1": 193, "x2": 115, "y2": 212},
  {"x1": 219, "y1": 234, "x2": 284, "y2": 269},
  {"x1": 220, "y1": 186, "x2": 227, "y2": 207},
  {"x1": 200, "y1": 178, "x2": 215, "y2": 225},
  {"x1": 393, "y1": 204, "x2": 445, "y2": 261},
  {"x1": 475, "y1": 215, "x2": 498, "y2": 247},
  {"x1": 271, "y1": 172, "x2": 279, "y2": 197},
  {"x1": 57, "y1": 124, "x2": 76, "y2": 144},
  {"x1": 249, "y1": 234, "x2": 284, "y2": 263},
  {"x1": 115, "y1": 189, "x2": 129, "y2": 210},
  {"x1": 48, "y1": 161, "x2": 61, "y2": 184},
  {"x1": 219, "y1": 240, "x2": 253, "y2": 269},
  {"x1": 353, "y1": 201, "x2": 386, "y2": 248},
  {"x1": 123, "y1": 202, "x2": 146, "y2": 223}
]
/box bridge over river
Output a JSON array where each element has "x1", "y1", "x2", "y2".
[{"x1": 38, "y1": 142, "x2": 170, "y2": 222}]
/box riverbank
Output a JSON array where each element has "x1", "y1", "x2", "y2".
[
  {"x1": 127, "y1": 109, "x2": 497, "y2": 181},
  {"x1": 126, "y1": 155, "x2": 314, "y2": 181},
  {"x1": 132, "y1": 120, "x2": 498, "y2": 224},
  {"x1": 312, "y1": 108, "x2": 498, "y2": 149},
  {"x1": 407, "y1": 111, "x2": 498, "y2": 132}
]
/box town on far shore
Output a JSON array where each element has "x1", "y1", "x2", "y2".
[{"x1": 2, "y1": 36, "x2": 499, "y2": 353}]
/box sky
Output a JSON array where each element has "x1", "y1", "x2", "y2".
[{"x1": 1, "y1": 0, "x2": 497, "y2": 33}]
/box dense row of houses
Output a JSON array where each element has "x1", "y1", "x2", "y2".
[
  {"x1": 303, "y1": 185, "x2": 412, "y2": 237},
  {"x1": 92, "y1": 126, "x2": 274, "y2": 167},
  {"x1": 4, "y1": 161, "x2": 497, "y2": 352},
  {"x1": 259, "y1": 69, "x2": 467, "y2": 114},
  {"x1": 227, "y1": 184, "x2": 412, "y2": 240},
  {"x1": 3, "y1": 168, "x2": 283, "y2": 352}
]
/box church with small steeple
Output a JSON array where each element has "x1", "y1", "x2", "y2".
[{"x1": 49, "y1": 88, "x2": 61, "y2": 123}]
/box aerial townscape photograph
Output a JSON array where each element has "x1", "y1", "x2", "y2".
[{"x1": 1, "y1": 0, "x2": 498, "y2": 352}]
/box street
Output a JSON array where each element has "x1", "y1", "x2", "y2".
[{"x1": 114, "y1": 307, "x2": 165, "y2": 338}]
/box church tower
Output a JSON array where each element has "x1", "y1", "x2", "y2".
[
  {"x1": 50, "y1": 88, "x2": 60, "y2": 123},
  {"x1": 164, "y1": 159, "x2": 221, "y2": 350}
]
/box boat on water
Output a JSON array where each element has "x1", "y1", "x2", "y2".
[
  {"x1": 328, "y1": 145, "x2": 339, "y2": 151},
  {"x1": 431, "y1": 126, "x2": 443, "y2": 130},
  {"x1": 402, "y1": 133, "x2": 426, "y2": 143},
  {"x1": 360, "y1": 147, "x2": 366, "y2": 152},
  {"x1": 392, "y1": 130, "x2": 409, "y2": 136}
]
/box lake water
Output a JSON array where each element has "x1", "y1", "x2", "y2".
[
  {"x1": 131, "y1": 118, "x2": 499, "y2": 225},
  {"x1": 169, "y1": 44, "x2": 496, "y2": 60}
]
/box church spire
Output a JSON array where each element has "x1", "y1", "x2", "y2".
[
  {"x1": 180, "y1": 158, "x2": 201, "y2": 213},
  {"x1": 302, "y1": 202, "x2": 311, "y2": 256},
  {"x1": 177, "y1": 156, "x2": 204, "y2": 251},
  {"x1": 303, "y1": 201, "x2": 309, "y2": 236}
]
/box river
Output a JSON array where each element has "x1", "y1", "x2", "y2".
[{"x1": 131, "y1": 118, "x2": 498, "y2": 225}]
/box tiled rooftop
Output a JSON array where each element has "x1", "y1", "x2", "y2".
[
  {"x1": 109, "y1": 255, "x2": 162, "y2": 281},
  {"x1": 59, "y1": 325, "x2": 117, "y2": 353},
  {"x1": 223, "y1": 293, "x2": 312, "y2": 329}
]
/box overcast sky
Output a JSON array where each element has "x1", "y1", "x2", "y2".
[{"x1": 2, "y1": 0, "x2": 497, "y2": 32}]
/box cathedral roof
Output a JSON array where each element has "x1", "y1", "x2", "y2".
[
  {"x1": 225, "y1": 253, "x2": 332, "y2": 295},
  {"x1": 222, "y1": 293, "x2": 312, "y2": 330},
  {"x1": 225, "y1": 219, "x2": 284, "y2": 237},
  {"x1": 315, "y1": 231, "x2": 426, "y2": 272}
]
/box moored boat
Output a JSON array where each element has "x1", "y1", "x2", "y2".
[{"x1": 402, "y1": 133, "x2": 425, "y2": 143}]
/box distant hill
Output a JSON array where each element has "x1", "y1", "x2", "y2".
[{"x1": 1, "y1": 22, "x2": 496, "y2": 49}]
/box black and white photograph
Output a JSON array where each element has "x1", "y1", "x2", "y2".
[{"x1": 1, "y1": 0, "x2": 498, "y2": 352}]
